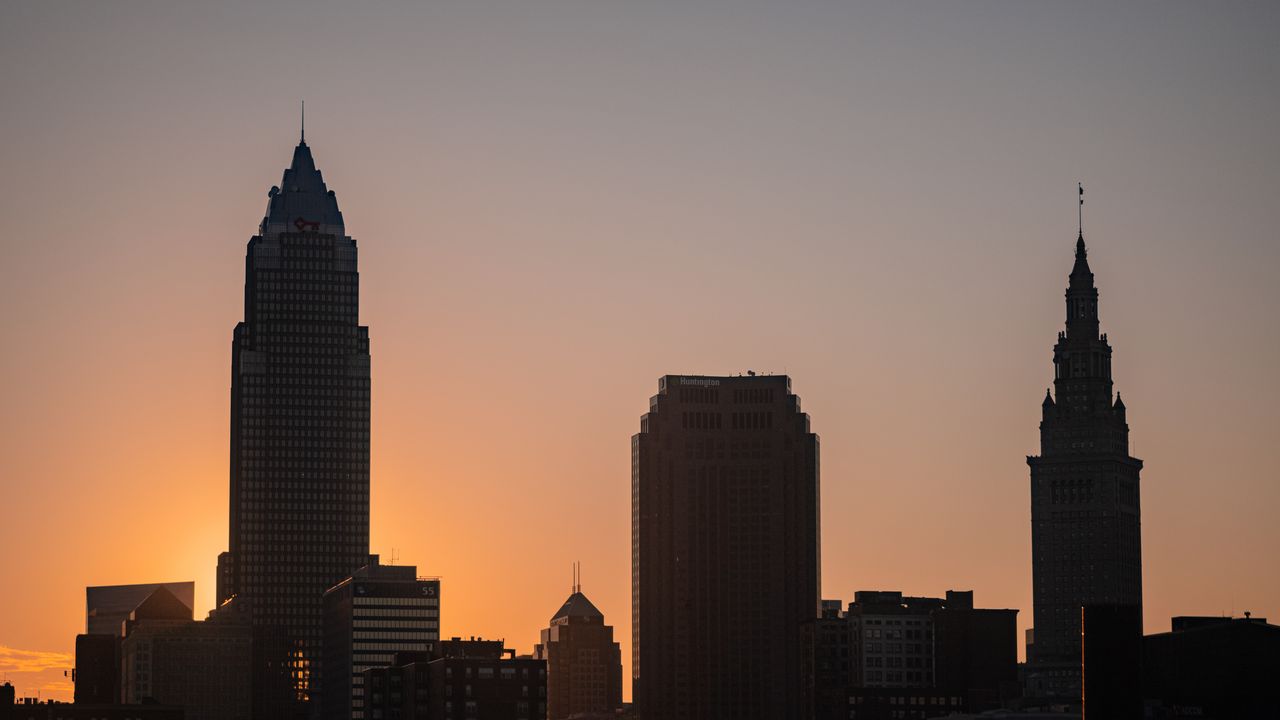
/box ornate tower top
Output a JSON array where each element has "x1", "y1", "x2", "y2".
[{"x1": 1064, "y1": 231, "x2": 1100, "y2": 341}]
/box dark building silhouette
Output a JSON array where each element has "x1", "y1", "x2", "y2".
[
  {"x1": 75, "y1": 584, "x2": 201, "y2": 710},
  {"x1": 361, "y1": 639, "x2": 547, "y2": 719},
  {"x1": 844, "y1": 688, "x2": 972, "y2": 720},
  {"x1": 814, "y1": 600, "x2": 857, "y2": 719},
  {"x1": 533, "y1": 572, "x2": 623, "y2": 719},
  {"x1": 815, "y1": 590, "x2": 1018, "y2": 720},
  {"x1": 73, "y1": 634, "x2": 119, "y2": 704},
  {"x1": 1143, "y1": 615, "x2": 1280, "y2": 719},
  {"x1": 1080, "y1": 604, "x2": 1142, "y2": 720},
  {"x1": 86, "y1": 582, "x2": 194, "y2": 636},
  {"x1": 208, "y1": 596, "x2": 296, "y2": 720},
  {"x1": 321, "y1": 558, "x2": 441, "y2": 720},
  {"x1": 1027, "y1": 233, "x2": 1143, "y2": 699},
  {"x1": 215, "y1": 132, "x2": 372, "y2": 708},
  {"x1": 1, "y1": 683, "x2": 14, "y2": 720},
  {"x1": 632, "y1": 373, "x2": 820, "y2": 720},
  {"x1": 846, "y1": 591, "x2": 940, "y2": 689},
  {"x1": 5, "y1": 699, "x2": 184, "y2": 720},
  {"x1": 118, "y1": 587, "x2": 253, "y2": 720},
  {"x1": 931, "y1": 591, "x2": 1020, "y2": 709}
]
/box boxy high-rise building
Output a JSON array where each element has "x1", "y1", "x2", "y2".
[
  {"x1": 632, "y1": 374, "x2": 820, "y2": 720},
  {"x1": 321, "y1": 558, "x2": 441, "y2": 720}
]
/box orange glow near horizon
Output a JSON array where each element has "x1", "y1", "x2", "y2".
[{"x1": 2, "y1": 1, "x2": 1279, "y2": 704}]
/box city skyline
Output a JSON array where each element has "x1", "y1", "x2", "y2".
[{"x1": 2, "y1": 1, "x2": 1278, "y2": 705}]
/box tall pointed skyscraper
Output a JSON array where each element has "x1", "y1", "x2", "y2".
[
  {"x1": 217, "y1": 132, "x2": 371, "y2": 709},
  {"x1": 1027, "y1": 232, "x2": 1143, "y2": 698}
]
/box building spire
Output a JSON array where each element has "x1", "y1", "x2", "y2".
[
  {"x1": 1078, "y1": 182, "x2": 1084, "y2": 239},
  {"x1": 300, "y1": 100, "x2": 305, "y2": 144}
]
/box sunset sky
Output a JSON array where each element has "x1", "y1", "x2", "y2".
[{"x1": 2, "y1": 1, "x2": 1278, "y2": 701}]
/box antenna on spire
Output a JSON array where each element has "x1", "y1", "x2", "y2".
[
  {"x1": 1078, "y1": 182, "x2": 1084, "y2": 238},
  {"x1": 301, "y1": 101, "x2": 306, "y2": 144}
]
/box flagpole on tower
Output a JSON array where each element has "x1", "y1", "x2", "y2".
[{"x1": 1078, "y1": 182, "x2": 1084, "y2": 237}]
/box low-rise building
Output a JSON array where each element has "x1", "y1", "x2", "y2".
[
  {"x1": 118, "y1": 586, "x2": 252, "y2": 720},
  {"x1": 816, "y1": 590, "x2": 1018, "y2": 719},
  {"x1": 363, "y1": 638, "x2": 546, "y2": 720},
  {"x1": 1143, "y1": 614, "x2": 1280, "y2": 719}
]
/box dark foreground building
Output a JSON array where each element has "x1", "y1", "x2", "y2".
[
  {"x1": 815, "y1": 590, "x2": 1018, "y2": 720},
  {"x1": 118, "y1": 587, "x2": 253, "y2": 720},
  {"x1": 73, "y1": 585, "x2": 251, "y2": 720},
  {"x1": 1143, "y1": 615, "x2": 1280, "y2": 719},
  {"x1": 632, "y1": 373, "x2": 820, "y2": 720},
  {"x1": 1080, "y1": 604, "x2": 1142, "y2": 720},
  {"x1": 1027, "y1": 232, "x2": 1143, "y2": 699},
  {"x1": 533, "y1": 576, "x2": 623, "y2": 719},
  {"x1": 215, "y1": 130, "x2": 372, "y2": 710},
  {"x1": 362, "y1": 639, "x2": 546, "y2": 720},
  {"x1": 321, "y1": 558, "x2": 441, "y2": 720},
  {"x1": 73, "y1": 633, "x2": 119, "y2": 704},
  {"x1": 5, "y1": 699, "x2": 184, "y2": 720}
]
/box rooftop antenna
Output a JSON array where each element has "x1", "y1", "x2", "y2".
[
  {"x1": 301, "y1": 100, "x2": 306, "y2": 144},
  {"x1": 1078, "y1": 182, "x2": 1084, "y2": 237}
]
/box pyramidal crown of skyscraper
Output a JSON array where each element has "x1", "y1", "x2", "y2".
[{"x1": 260, "y1": 139, "x2": 345, "y2": 236}]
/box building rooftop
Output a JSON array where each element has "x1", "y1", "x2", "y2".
[{"x1": 551, "y1": 591, "x2": 605, "y2": 622}]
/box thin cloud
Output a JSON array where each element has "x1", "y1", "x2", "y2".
[
  {"x1": 0, "y1": 646, "x2": 73, "y2": 673},
  {"x1": 38, "y1": 679, "x2": 74, "y2": 694}
]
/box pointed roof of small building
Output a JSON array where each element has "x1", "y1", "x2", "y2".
[
  {"x1": 551, "y1": 591, "x2": 604, "y2": 622},
  {"x1": 130, "y1": 585, "x2": 194, "y2": 622}
]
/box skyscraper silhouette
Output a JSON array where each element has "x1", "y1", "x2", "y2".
[
  {"x1": 216, "y1": 135, "x2": 371, "y2": 709},
  {"x1": 632, "y1": 374, "x2": 820, "y2": 719},
  {"x1": 1027, "y1": 233, "x2": 1143, "y2": 698}
]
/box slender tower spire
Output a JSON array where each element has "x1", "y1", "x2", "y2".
[
  {"x1": 1078, "y1": 182, "x2": 1084, "y2": 238},
  {"x1": 301, "y1": 100, "x2": 306, "y2": 144}
]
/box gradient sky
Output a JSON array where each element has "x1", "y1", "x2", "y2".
[{"x1": 2, "y1": 0, "x2": 1278, "y2": 701}]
